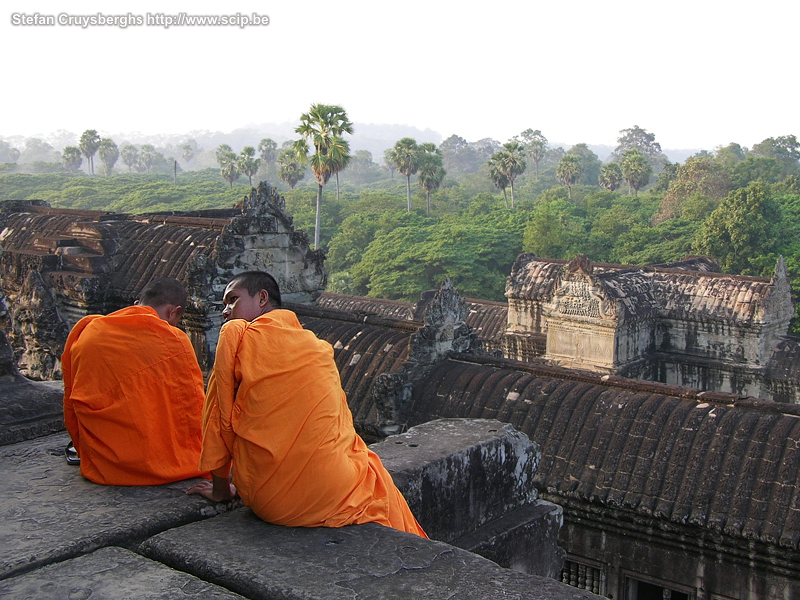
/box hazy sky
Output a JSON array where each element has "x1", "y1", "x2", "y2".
[{"x1": 3, "y1": 0, "x2": 797, "y2": 151}]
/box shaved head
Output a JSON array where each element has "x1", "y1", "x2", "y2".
[
  {"x1": 139, "y1": 278, "x2": 188, "y2": 309},
  {"x1": 228, "y1": 271, "x2": 282, "y2": 308}
]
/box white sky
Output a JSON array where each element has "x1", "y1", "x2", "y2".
[{"x1": 2, "y1": 0, "x2": 798, "y2": 151}]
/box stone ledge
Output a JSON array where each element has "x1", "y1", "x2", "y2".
[
  {"x1": 140, "y1": 508, "x2": 599, "y2": 600},
  {"x1": 0, "y1": 432, "x2": 240, "y2": 580},
  {"x1": 372, "y1": 418, "x2": 540, "y2": 543},
  {"x1": 451, "y1": 500, "x2": 566, "y2": 578},
  {"x1": 0, "y1": 546, "x2": 246, "y2": 599}
]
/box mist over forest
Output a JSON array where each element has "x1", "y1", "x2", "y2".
[{"x1": 0, "y1": 122, "x2": 702, "y2": 174}]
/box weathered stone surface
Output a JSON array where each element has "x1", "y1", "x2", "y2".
[
  {"x1": 0, "y1": 432, "x2": 240, "y2": 580},
  {"x1": 373, "y1": 419, "x2": 540, "y2": 543},
  {"x1": 140, "y1": 508, "x2": 599, "y2": 600},
  {"x1": 451, "y1": 501, "x2": 566, "y2": 579},
  {"x1": 0, "y1": 546, "x2": 246, "y2": 599},
  {"x1": 0, "y1": 329, "x2": 64, "y2": 445}
]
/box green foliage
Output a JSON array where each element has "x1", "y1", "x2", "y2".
[
  {"x1": 350, "y1": 210, "x2": 524, "y2": 301},
  {"x1": 0, "y1": 169, "x2": 244, "y2": 212},
  {"x1": 612, "y1": 125, "x2": 668, "y2": 173},
  {"x1": 565, "y1": 143, "x2": 601, "y2": 186},
  {"x1": 694, "y1": 183, "x2": 781, "y2": 275},
  {"x1": 731, "y1": 156, "x2": 782, "y2": 188}
]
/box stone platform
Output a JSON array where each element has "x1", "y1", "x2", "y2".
[{"x1": 0, "y1": 419, "x2": 599, "y2": 599}]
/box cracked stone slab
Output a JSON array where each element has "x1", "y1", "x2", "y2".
[
  {"x1": 140, "y1": 507, "x2": 600, "y2": 600},
  {"x1": 372, "y1": 418, "x2": 541, "y2": 543},
  {"x1": 0, "y1": 432, "x2": 240, "y2": 580},
  {"x1": 0, "y1": 546, "x2": 246, "y2": 599}
]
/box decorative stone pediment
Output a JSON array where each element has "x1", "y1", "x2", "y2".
[{"x1": 544, "y1": 257, "x2": 617, "y2": 324}]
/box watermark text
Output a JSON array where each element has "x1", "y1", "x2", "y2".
[{"x1": 10, "y1": 12, "x2": 270, "y2": 29}]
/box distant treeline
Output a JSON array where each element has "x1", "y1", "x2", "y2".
[{"x1": 1, "y1": 126, "x2": 799, "y2": 331}]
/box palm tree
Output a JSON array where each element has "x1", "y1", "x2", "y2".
[
  {"x1": 181, "y1": 142, "x2": 196, "y2": 167},
  {"x1": 215, "y1": 144, "x2": 233, "y2": 164},
  {"x1": 97, "y1": 138, "x2": 119, "y2": 176},
  {"x1": 520, "y1": 129, "x2": 548, "y2": 178},
  {"x1": 621, "y1": 149, "x2": 652, "y2": 196},
  {"x1": 390, "y1": 137, "x2": 420, "y2": 212},
  {"x1": 120, "y1": 144, "x2": 138, "y2": 172},
  {"x1": 61, "y1": 146, "x2": 83, "y2": 172},
  {"x1": 238, "y1": 146, "x2": 261, "y2": 186},
  {"x1": 488, "y1": 154, "x2": 510, "y2": 208},
  {"x1": 218, "y1": 151, "x2": 240, "y2": 188},
  {"x1": 79, "y1": 129, "x2": 101, "y2": 175},
  {"x1": 417, "y1": 143, "x2": 445, "y2": 217},
  {"x1": 258, "y1": 138, "x2": 277, "y2": 177},
  {"x1": 294, "y1": 104, "x2": 354, "y2": 249},
  {"x1": 556, "y1": 155, "x2": 581, "y2": 199},
  {"x1": 138, "y1": 144, "x2": 157, "y2": 172},
  {"x1": 328, "y1": 137, "x2": 352, "y2": 201},
  {"x1": 599, "y1": 162, "x2": 623, "y2": 191},
  {"x1": 383, "y1": 148, "x2": 396, "y2": 178},
  {"x1": 490, "y1": 142, "x2": 526, "y2": 209},
  {"x1": 277, "y1": 147, "x2": 305, "y2": 189}
]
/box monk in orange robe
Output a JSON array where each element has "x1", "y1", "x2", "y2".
[
  {"x1": 62, "y1": 277, "x2": 207, "y2": 486},
  {"x1": 188, "y1": 271, "x2": 426, "y2": 537}
]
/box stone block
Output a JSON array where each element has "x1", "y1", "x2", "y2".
[
  {"x1": 140, "y1": 508, "x2": 600, "y2": 600},
  {"x1": 0, "y1": 377, "x2": 64, "y2": 446},
  {"x1": 451, "y1": 500, "x2": 566, "y2": 579},
  {"x1": 0, "y1": 432, "x2": 240, "y2": 580},
  {"x1": 0, "y1": 328, "x2": 65, "y2": 445},
  {"x1": 373, "y1": 418, "x2": 540, "y2": 542},
  {"x1": 0, "y1": 546, "x2": 246, "y2": 599}
]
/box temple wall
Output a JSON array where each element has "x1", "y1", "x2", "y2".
[
  {"x1": 656, "y1": 319, "x2": 764, "y2": 366},
  {"x1": 545, "y1": 319, "x2": 616, "y2": 372},
  {"x1": 613, "y1": 319, "x2": 656, "y2": 367},
  {"x1": 556, "y1": 499, "x2": 800, "y2": 600},
  {"x1": 507, "y1": 298, "x2": 546, "y2": 334}
]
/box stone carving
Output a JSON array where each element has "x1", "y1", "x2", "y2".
[
  {"x1": 241, "y1": 180, "x2": 286, "y2": 216},
  {"x1": 373, "y1": 279, "x2": 483, "y2": 435}
]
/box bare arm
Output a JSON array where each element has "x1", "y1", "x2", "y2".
[{"x1": 187, "y1": 464, "x2": 236, "y2": 501}]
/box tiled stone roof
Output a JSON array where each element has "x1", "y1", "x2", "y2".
[
  {"x1": 408, "y1": 355, "x2": 800, "y2": 550},
  {"x1": 508, "y1": 254, "x2": 791, "y2": 327},
  {"x1": 317, "y1": 292, "x2": 509, "y2": 348}
]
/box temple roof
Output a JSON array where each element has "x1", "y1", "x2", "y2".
[
  {"x1": 408, "y1": 354, "x2": 800, "y2": 550},
  {"x1": 0, "y1": 207, "x2": 224, "y2": 298},
  {"x1": 317, "y1": 292, "x2": 508, "y2": 345},
  {"x1": 509, "y1": 254, "x2": 790, "y2": 327}
]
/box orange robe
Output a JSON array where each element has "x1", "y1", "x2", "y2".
[
  {"x1": 200, "y1": 309, "x2": 426, "y2": 537},
  {"x1": 62, "y1": 305, "x2": 207, "y2": 485}
]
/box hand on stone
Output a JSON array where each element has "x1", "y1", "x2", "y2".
[{"x1": 186, "y1": 479, "x2": 236, "y2": 502}]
